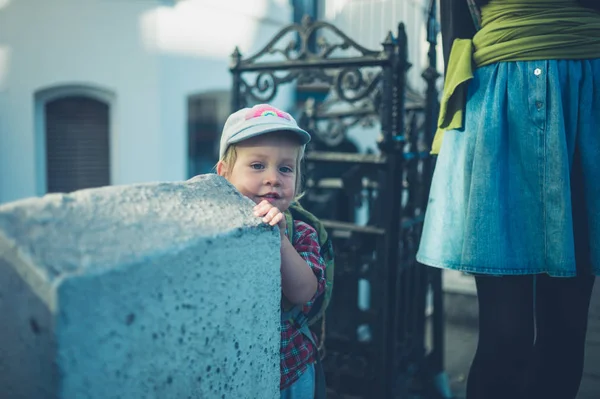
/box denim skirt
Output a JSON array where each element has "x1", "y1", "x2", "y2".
[{"x1": 417, "y1": 59, "x2": 600, "y2": 277}]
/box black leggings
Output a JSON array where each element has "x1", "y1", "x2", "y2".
[{"x1": 467, "y1": 274, "x2": 595, "y2": 399}]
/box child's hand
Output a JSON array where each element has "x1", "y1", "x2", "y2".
[{"x1": 253, "y1": 200, "x2": 286, "y2": 235}]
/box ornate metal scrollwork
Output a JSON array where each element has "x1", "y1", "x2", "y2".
[
  {"x1": 301, "y1": 96, "x2": 379, "y2": 148},
  {"x1": 238, "y1": 70, "x2": 298, "y2": 105},
  {"x1": 335, "y1": 68, "x2": 382, "y2": 103},
  {"x1": 230, "y1": 15, "x2": 392, "y2": 112},
  {"x1": 234, "y1": 15, "x2": 381, "y2": 68}
]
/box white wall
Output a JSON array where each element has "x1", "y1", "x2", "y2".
[
  {"x1": 315, "y1": 0, "x2": 444, "y2": 155},
  {"x1": 145, "y1": 0, "x2": 294, "y2": 183},
  {"x1": 322, "y1": 0, "x2": 444, "y2": 93},
  {"x1": 0, "y1": 0, "x2": 293, "y2": 203}
]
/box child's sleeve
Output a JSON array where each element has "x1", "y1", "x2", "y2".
[{"x1": 292, "y1": 220, "x2": 327, "y2": 314}]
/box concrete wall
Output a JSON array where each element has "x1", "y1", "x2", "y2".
[
  {"x1": 0, "y1": 0, "x2": 293, "y2": 203},
  {"x1": 0, "y1": 174, "x2": 281, "y2": 399}
]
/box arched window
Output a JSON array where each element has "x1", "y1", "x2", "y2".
[{"x1": 34, "y1": 85, "x2": 114, "y2": 194}]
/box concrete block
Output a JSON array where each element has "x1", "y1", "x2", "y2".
[{"x1": 0, "y1": 174, "x2": 281, "y2": 399}]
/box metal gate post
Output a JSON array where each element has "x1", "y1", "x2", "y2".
[
  {"x1": 230, "y1": 46, "x2": 243, "y2": 111},
  {"x1": 421, "y1": 1, "x2": 453, "y2": 398}
]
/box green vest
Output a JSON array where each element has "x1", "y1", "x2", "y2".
[{"x1": 432, "y1": 0, "x2": 600, "y2": 154}]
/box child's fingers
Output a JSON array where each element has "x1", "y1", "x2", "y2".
[
  {"x1": 262, "y1": 207, "x2": 282, "y2": 226},
  {"x1": 253, "y1": 201, "x2": 283, "y2": 226},
  {"x1": 253, "y1": 200, "x2": 271, "y2": 217},
  {"x1": 270, "y1": 212, "x2": 284, "y2": 227},
  {"x1": 253, "y1": 200, "x2": 268, "y2": 211},
  {"x1": 255, "y1": 199, "x2": 270, "y2": 208},
  {"x1": 261, "y1": 206, "x2": 279, "y2": 223}
]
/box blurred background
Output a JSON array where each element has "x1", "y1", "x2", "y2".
[{"x1": 1, "y1": 1, "x2": 599, "y2": 398}]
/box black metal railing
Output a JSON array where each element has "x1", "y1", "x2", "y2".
[{"x1": 230, "y1": 7, "x2": 445, "y2": 397}]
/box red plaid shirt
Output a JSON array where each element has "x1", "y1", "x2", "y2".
[{"x1": 280, "y1": 220, "x2": 327, "y2": 390}]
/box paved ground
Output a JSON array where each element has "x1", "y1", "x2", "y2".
[{"x1": 443, "y1": 321, "x2": 477, "y2": 399}]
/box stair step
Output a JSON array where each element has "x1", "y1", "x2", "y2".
[{"x1": 305, "y1": 151, "x2": 387, "y2": 165}]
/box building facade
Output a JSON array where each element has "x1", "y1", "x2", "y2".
[{"x1": 0, "y1": 0, "x2": 294, "y2": 203}]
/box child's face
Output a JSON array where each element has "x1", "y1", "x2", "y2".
[{"x1": 218, "y1": 133, "x2": 300, "y2": 212}]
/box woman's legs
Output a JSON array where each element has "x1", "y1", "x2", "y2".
[
  {"x1": 526, "y1": 274, "x2": 595, "y2": 399},
  {"x1": 467, "y1": 275, "x2": 535, "y2": 399},
  {"x1": 466, "y1": 274, "x2": 595, "y2": 399},
  {"x1": 526, "y1": 145, "x2": 597, "y2": 398}
]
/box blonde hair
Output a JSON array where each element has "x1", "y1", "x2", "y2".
[{"x1": 218, "y1": 141, "x2": 305, "y2": 200}]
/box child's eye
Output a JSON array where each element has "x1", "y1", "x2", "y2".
[
  {"x1": 279, "y1": 166, "x2": 293, "y2": 173},
  {"x1": 250, "y1": 163, "x2": 264, "y2": 170}
]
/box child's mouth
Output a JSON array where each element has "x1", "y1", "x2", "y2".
[{"x1": 261, "y1": 193, "x2": 280, "y2": 202}]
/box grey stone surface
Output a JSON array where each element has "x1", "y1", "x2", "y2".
[{"x1": 0, "y1": 174, "x2": 281, "y2": 399}]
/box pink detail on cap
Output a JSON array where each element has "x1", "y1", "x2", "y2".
[{"x1": 245, "y1": 104, "x2": 291, "y2": 121}]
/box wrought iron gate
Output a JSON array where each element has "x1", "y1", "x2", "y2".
[{"x1": 230, "y1": 3, "x2": 445, "y2": 397}]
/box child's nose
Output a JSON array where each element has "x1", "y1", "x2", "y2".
[{"x1": 263, "y1": 169, "x2": 280, "y2": 185}]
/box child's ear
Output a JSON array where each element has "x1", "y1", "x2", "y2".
[{"x1": 216, "y1": 161, "x2": 228, "y2": 177}]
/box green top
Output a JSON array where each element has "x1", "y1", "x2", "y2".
[{"x1": 431, "y1": 0, "x2": 600, "y2": 154}]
